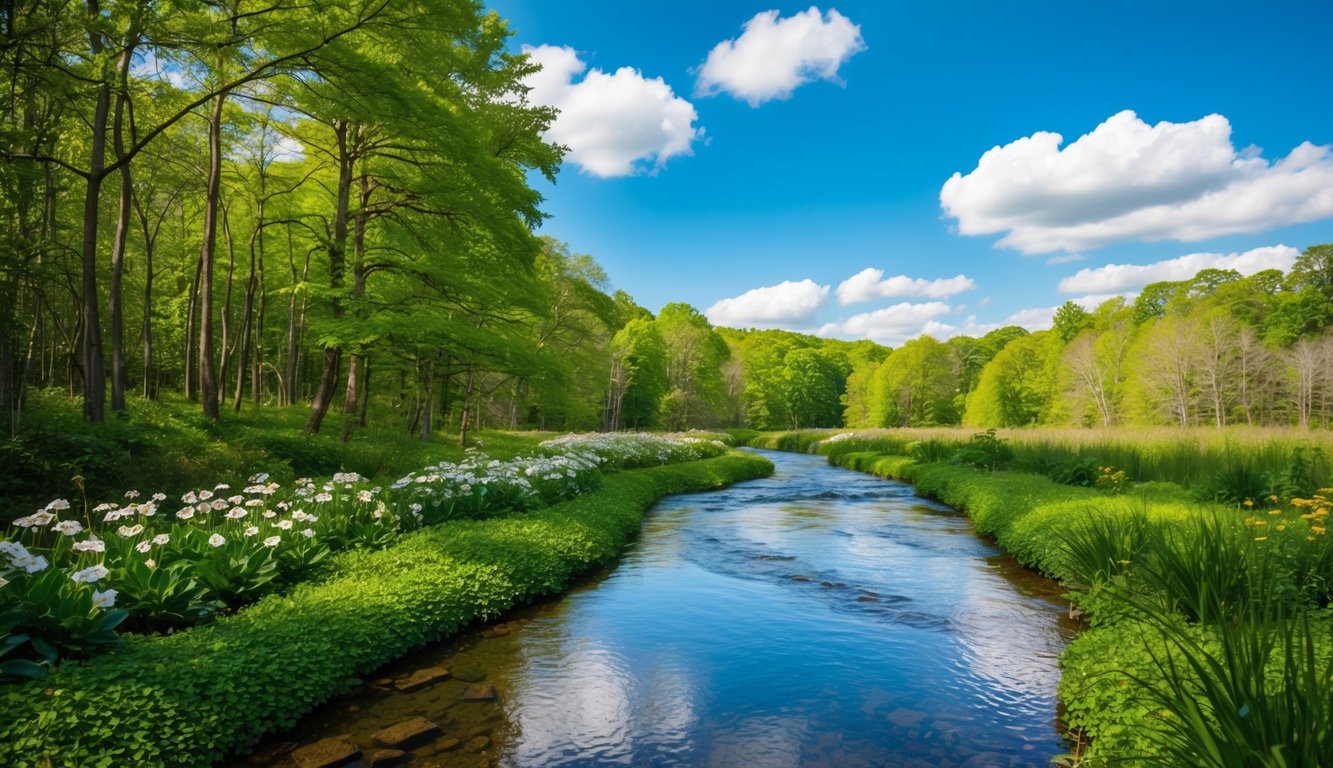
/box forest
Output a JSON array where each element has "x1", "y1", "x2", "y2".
[{"x1": 3, "y1": 0, "x2": 1332, "y2": 463}]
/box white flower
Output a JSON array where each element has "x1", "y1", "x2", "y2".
[
  {"x1": 210, "y1": 499, "x2": 227, "y2": 511},
  {"x1": 182, "y1": 491, "x2": 198, "y2": 504},
  {"x1": 0, "y1": 540, "x2": 29, "y2": 558},
  {"x1": 144, "y1": 558, "x2": 156, "y2": 569},
  {"x1": 291, "y1": 510, "x2": 309, "y2": 522},
  {"x1": 262, "y1": 535, "x2": 281, "y2": 548},
  {"x1": 117, "y1": 524, "x2": 144, "y2": 538},
  {"x1": 251, "y1": 472, "x2": 270, "y2": 483},
  {"x1": 45, "y1": 498, "x2": 71, "y2": 512},
  {"x1": 214, "y1": 483, "x2": 230, "y2": 492},
  {"x1": 53, "y1": 519, "x2": 84, "y2": 536},
  {"x1": 138, "y1": 503, "x2": 157, "y2": 517},
  {"x1": 208, "y1": 533, "x2": 226, "y2": 548},
  {"x1": 124, "y1": 490, "x2": 140, "y2": 500},
  {"x1": 16, "y1": 554, "x2": 49, "y2": 573},
  {"x1": 91, "y1": 588, "x2": 117, "y2": 608},
  {"x1": 73, "y1": 538, "x2": 105, "y2": 553},
  {"x1": 152, "y1": 533, "x2": 170, "y2": 546},
  {"x1": 300, "y1": 528, "x2": 315, "y2": 538},
  {"x1": 198, "y1": 490, "x2": 214, "y2": 501},
  {"x1": 262, "y1": 510, "x2": 277, "y2": 519},
  {"x1": 13, "y1": 510, "x2": 55, "y2": 528},
  {"x1": 152, "y1": 492, "x2": 167, "y2": 502},
  {"x1": 277, "y1": 519, "x2": 293, "y2": 530},
  {"x1": 196, "y1": 502, "x2": 212, "y2": 513},
  {"x1": 244, "y1": 499, "x2": 264, "y2": 508},
  {"x1": 243, "y1": 526, "x2": 259, "y2": 537},
  {"x1": 314, "y1": 492, "x2": 333, "y2": 503},
  {"x1": 225, "y1": 507, "x2": 247, "y2": 520},
  {"x1": 135, "y1": 540, "x2": 152, "y2": 553},
  {"x1": 409, "y1": 503, "x2": 423, "y2": 513},
  {"x1": 306, "y1": 515, "x2": 318, "y2": 523},
  {"x1": 177, "y1": 507, "x2": 196, "y2": 520},
  {"x1": 356, "y1": 490, "x2": 374, "y2": 504},
  {"x1": 71, "y1": 564, "x2": 109, "y2": 583}
]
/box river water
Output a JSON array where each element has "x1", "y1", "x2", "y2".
[{"x1": 242, "y1": 449, "x2": 1077, "y2": 768}]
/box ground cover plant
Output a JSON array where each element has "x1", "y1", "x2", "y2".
[
  {"x1": 747, "y1": 428, "x2": 1333, "y2": 766},
  {"x1": 0, "y1": 432, "x2": 729, "y2": 678},
  {"x1": 0, "y1": 450, "x2": 773, "y2": 767}
]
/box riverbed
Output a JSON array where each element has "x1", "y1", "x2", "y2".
[{"x1": 242, "y1": 449, "x2": 1077, "y2": 768}]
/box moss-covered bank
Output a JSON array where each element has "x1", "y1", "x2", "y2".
[{"x1": 0, "y1": 451, "x2": 772, "y2": 768}]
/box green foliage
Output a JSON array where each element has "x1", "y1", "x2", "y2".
[
  {"x1": 0, "y1": 452, "x2": 774, "y2": 767},
  {"x1": 949, "y1": 429, "x2": 1013, "y2": 471}
]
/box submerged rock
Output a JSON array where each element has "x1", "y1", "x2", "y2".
[
  {"x1": 291, "y1": 737, "x2": 361, "y2": 768},
  {"x1": 462, "y1": 682, "x2": 497, "y2": 701},
  {"x1": 372, "y1": 716, "x2": 443, "y2": 749},
  {"x1": 395, "y1": 666, "x2": 450, "y2": 692},
  {"x1": 365, "y1": 748, "x2": 408, "y2": 767}
]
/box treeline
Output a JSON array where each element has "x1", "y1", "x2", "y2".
[{"x1": 841, "y1": 251, "x2": 1333, "y2": 430}]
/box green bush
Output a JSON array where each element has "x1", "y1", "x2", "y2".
[{"x1": 0, "y1": 452, "x2": 772, "y2": 767}]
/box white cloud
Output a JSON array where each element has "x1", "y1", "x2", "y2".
[
  {"x1": 706, "y1": 279, "x2": 830, "y2": 328},
  {"x1": 836, "y1": 268, "x2": 975, "y2": 305},
  {"x1": 940, "y1": 110, "x2": 1333, "y2": 253},
  {"x1": 270, "y1": 136, "x2": 304, "y2": 163},
  {"x1": 1045, "y1": 254, "x2": 1085, "y2": 265},
  {"x1": 523, "y1": 44, "x2": 701, "y2": 177},
  {"x1": 815, "y1": 301, "x2": 953, "y2": 345},
  {"x1": 696, "y1": 7, "x2": 866, "y2": 106},
  {"x1": 1058, "y1": 244, "x2": 1300, "y2": 293}
]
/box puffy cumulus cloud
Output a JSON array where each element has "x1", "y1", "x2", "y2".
[
  {"x1": 705, "y1": 279, "x2": 830, "y2": 328},
  {"x1": 940, "y1": 110, "x2": 1333, "y2": 253},
  {"x1": 1058, "y1": 245, "x2": 1300, "y2": 294},
  {"x1": 815, "y1": 301, "x2": 953, "y2": 345},
  {"x1": 836, "y1": 268, "x2": 976, "y2": 305},
  {"x1": 522, "y1": 44, "x2": 701, "y2": 177},
  {"x1": 695, "y1": 7, "x2": 866, "y2": 105}
]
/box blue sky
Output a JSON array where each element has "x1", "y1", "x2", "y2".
[{"x1": 488, "y1": 0, "x2": 1333, "y2": 345}]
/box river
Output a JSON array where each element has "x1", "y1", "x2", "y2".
[{"x1": 242, "y1": 449, "x2": 1077, "y2": 768}]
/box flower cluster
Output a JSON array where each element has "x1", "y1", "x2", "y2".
[
  {"x1": 1094, "y1": 465, "x2": 1131, "y2": 495},
  {"x1": 1243, "y1": 489, "x2": 1331, "y2": 542},
  {"x1": 537, "y1": 431, "x2": 728, "y2": 469}
]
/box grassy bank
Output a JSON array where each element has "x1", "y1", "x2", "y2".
[
  {"x1": 0, "y1": 451, "x2": 773, "y2": 767},
  {"x1": 748, "y1": 430, "x2": 1332, "y2": 766}
]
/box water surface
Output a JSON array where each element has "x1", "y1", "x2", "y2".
[{"x1": 244, "y1": 449, "x2": 1076, "y2": 768}]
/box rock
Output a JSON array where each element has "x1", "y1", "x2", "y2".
[
  {"x1": 372, "y1": 716, "x2": 443, "y2": 749},
  {"x1": 465, "y1": 735, "x2": 491, "y2": 752},
  {"x1": 959, "y1": 753, "x2": 1008, "y2": 768},
  {"x1": 373, "y1": 677, "x2": 395, "y2": 687},
  {"x1": 887, "y1": 708, "x2": 927, "y2": 728},
  {"x1": 856, "y1": 594, "x2": 879, "y2": 603},
  {"x1": 464, "y1": 723, "x2": 493, "y2": 738},
  {"x1": 437, "y1": 737, "x2": 463, "y2": 752},
  {"x1": 452, "y1": 666, "x2": 487, "y2": 682},
  {"x1": 366, "y1": 748, "x2": 408, "y2": 767},
  {"x1": 462, "y1": 682, "x2": 497, "y2": 701},
  {"x1": 291, "y1": 737, "x2": 361, "y2": 768},
  {"x1": 396, "y1": 666, "x2": 450, "y2": 692},
  {"x1": 819, "y1": 581, "x2": 835, "y2": 588},
  {"x1": 791, "y1": 575, "x2": 811, "y2": 582}
]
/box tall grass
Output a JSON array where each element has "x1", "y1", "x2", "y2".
[{"x1": 749, "y1": 427, "x2": 1333, "y2": 492}]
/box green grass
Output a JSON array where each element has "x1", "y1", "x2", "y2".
[{"x1": 0, "y1": 450, "x2": 774, "y2": 767}]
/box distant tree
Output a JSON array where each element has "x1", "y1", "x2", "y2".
[
  {"x1": 869, "y1": 336, "x2": 959, "y2": 427},
  {"x1": 1132, "y1": 281, "x2": 1185, "y2": 325},
  {"x1": 1052, "y1": 301, "x2": 1093, "y2": 344},
  {"x1": 1288, "y1": 243, "x2": 1333, "y2": 300},
  {"x1": 965, "y1": 332, "x2": 1056, "y2": 427},
  {"x1": 656, "y1": 303, "x2": 729, "y2": 429}
]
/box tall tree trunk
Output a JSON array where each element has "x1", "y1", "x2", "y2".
[
  {"x1": 458, "y1": 365, "x2": 475, "y2": 448},
  {"x1": 77, "y1": 0, "x2": 114, "y2": 422},
  {"x1": 198, "y1": 90, "x2": 228, "y2": 420},
  {"x1": 107, "y1": 37, "x2": 137, "y2": 413},
  {"x1": 219, "y1": 201, "x2": 237, "y2": 394},
  {"x1": 184, "y1": 244, "x2": 202, "y2": 401},
  {"x1": 338, "y1": 170, "x2": 372, "y2": 441},
  {"x1": 304, "y1": 121, "x2": 355, "y2": 433}
]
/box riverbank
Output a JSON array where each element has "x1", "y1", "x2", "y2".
[
  {"x1": 749, "y1": 431, "x2": 1333, "y2": 766},
  {"x1": 0, "y1": 451, "x2": 773, "y2": 767}
]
